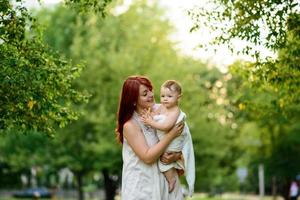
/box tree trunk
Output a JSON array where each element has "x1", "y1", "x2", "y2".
[
  {"x1": 75, "y1": 172, "x2": 84, "y2": 200},
  {"x1": 102, "y1": 168, "x2": 117, "y2": 200},
  {"x1": 280, "y1": 178, "x2": 291, "y2": 200}
]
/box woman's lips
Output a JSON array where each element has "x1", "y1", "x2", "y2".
[{"x1": 147, "y1": 98, "x2": 154, "y2": 102}]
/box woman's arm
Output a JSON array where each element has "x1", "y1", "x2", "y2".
[{"x1": 124, "y1": 119, "x2": 183, "y2": 164}]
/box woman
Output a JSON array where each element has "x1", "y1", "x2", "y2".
[{"x1": 116, "y1": 76, "x2": 184, "y2": 200}]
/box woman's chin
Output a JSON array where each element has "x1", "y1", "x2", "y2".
[{"x1": 146, "y1": 102, "x2": 154, "y2": 108}]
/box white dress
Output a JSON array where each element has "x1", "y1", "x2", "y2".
[
  {"x1": 121, "y1": 112, "x2": 183, "y2": 200},
  {"x1": 154, "y1": 111, "x2": 186, "y2": 172}
]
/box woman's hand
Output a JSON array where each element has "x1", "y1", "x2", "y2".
[
  {"x1": 160, "y1": 152, "x2": 182, "y2": 164},
  {"x1": 168, "y1": 120, "x2": 184, "y2": 138}
]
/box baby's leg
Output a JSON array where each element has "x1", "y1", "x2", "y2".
[{"x1": 163, "y1": 168, "x2": 177, "y2": 193}]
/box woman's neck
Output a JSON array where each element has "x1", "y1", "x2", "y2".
[{"x1": 135, "y1": 108, "x2": 143, "y2": 116}]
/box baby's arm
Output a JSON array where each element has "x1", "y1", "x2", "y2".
[{"x1": 142, "y1": 108, "x2": 180, "y2": 131}]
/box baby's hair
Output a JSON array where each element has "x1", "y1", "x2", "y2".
[{"x1": 162, "y1": 80, "x2": 182, "y2": 95}]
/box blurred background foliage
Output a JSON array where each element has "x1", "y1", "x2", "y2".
[{"x1": 0, "y1": 0, "x2": 299, "y2": 200}]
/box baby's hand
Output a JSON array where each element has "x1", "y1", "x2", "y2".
[{"x1": 141, "y1": 108, "x2": 153, "y2": 126}]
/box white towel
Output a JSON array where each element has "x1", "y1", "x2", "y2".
[
  {"x1": 153, "y1": 104, "x2": 195, "y2": 196},
  {"x1": 182, "y1": 120, "x2": 195, "y2": 196}
]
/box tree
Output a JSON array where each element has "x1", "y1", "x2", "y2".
[
  {"x1": 37, "y1": 1, "x2": 244, "y2": 198},
  {"x1": 0, "y1": 130, "x2": 51, "y2": 187},
  {"x1": 189, "y1": 0, "x2": 299, "y2": 53},
  {"x1": 189, "y1": 1, "x2": 300, "y2": 198},
  {"x1": 189, "y1": 0, "x2": 300, "y2": 113},
  {"x1": 36, "y1": 2, "x2": 185, "y2": 199},
  {"x1": 65, "y1": 0, "x2": 112, "y2": 14},
  {"x1": 31, "y1": 0, "x2": 257, "y2": 198},
  {"x1": 227, "y1": 58, "x2": 300, "y2": 198},
  {"x1": 0, "y1": 0, "x2": 91, "y2": 135}
]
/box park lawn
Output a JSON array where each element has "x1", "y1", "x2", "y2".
[
  {"x1": 0, "y1": 198, "x2": 55, "y2": 200},
  {"x1": 187, "y1": 195, "x2": 220, "y2": 200},
  {"x1": 1, "y1": 193, "x2": 282, "y2": 200},
  {"x1": 186, "y1": 193, "x2": 284, "y2": 200}
]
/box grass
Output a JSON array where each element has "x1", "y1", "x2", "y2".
[
  {"x1": 0, "y1": 193, "x2": 284, "y2": 200},
  {"x1": 186, "y1": 193, "x2": 284, "y2": 200}
]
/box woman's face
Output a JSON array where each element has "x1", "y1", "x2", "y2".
[{"x1": 137, "y1": 84, "x2": 154, "y2": 110}]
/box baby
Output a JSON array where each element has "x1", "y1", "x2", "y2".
[{"x1": 142, "y1": 80, "x2": 186, "y2": 192}]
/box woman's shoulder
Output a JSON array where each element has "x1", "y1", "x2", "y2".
[
  {"x1": 123, "y1": 118, "x2": 144, "y2": 139},
  {"x1": 124, "y1": 118, "x2": 139, "y2": 131}
]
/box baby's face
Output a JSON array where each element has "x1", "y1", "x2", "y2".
[{"x1": 160, "y1": 87, "x2": 180, "y2": 108}]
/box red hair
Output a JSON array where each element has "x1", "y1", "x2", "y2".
[{"x1": 116, "y1": 76, "x2": 153, "y2": 143}]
